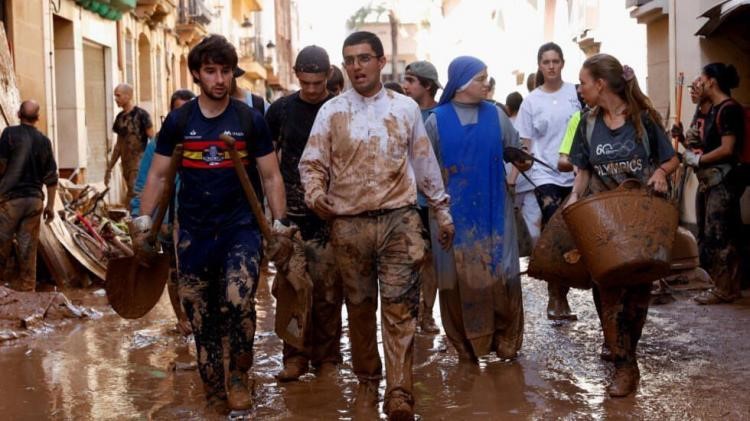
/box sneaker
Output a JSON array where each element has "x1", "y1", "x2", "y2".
[
  {"x1": 384, "y1": 394, "x2": 415, "y2": 421},
  {"x1": 227, "y1": 371, "x2": 252, "y2": 411},
  {"x1": 276, "y1": 361, "x2": 308, "y2": 382},
  {"x1": 607, "y1": 365, "x2": 640, "y2": 398}
]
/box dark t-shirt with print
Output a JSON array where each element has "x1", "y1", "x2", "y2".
[
  {"x1": 113, "y1": 106, "x2": 153, "y2": 152},
  {"x1": 570, "y1": 112, "x2": 675, "y2": 193},
  {"x1": 0, "y1": 124, "x2": 58, "y2": 202},
  {"x1": 704, "y1": 99, "x2": 745, "y2": 161},
  {"x1": 155, "y1": 99, "x2": 274, "y2": 233},
  {"x1": 265, "y1": 91, "x2": 333, "y2": 240}
]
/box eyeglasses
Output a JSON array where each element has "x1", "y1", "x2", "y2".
[{"x1": 343, "y1": 54, "x2": 381, "y2": 67}]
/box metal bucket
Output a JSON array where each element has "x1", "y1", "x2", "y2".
[
  {"x1": 562, "y1": 181, "x2": 679, "y2": 288},
  {"x1": 528, "y1": 208, "x2": 592, "y2": 290}
]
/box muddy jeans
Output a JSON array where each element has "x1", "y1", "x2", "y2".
[
  {"x1": 330, "y1": 207, "x2": 425, "y2": 406},
  {"x1": 534, "y1": 184, "x2": 574, "y2": 303},
  {"x1": 696, "y1": 179, "x2": 742, "y2": 300},
  {"x1": 121, "y1": 151, "x2": 143, "y2": 206},
  {"x1": 0, "y1": 197, "x2": 43, "y2": 291},
  {"x1": 592, "y1": 283, "x2": 650, "y2": 367},
  {"x1": 176, "y1": 225, "x2": 261, "y2": 399},
  {"x1": 282, "y1": 235, "x2": 344, "y2": 368},
  {"x1": 417, "y1": 207, "x2": 437, "y2": 317}
]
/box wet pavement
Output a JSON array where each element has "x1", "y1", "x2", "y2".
[{"x1": 2, "y1": 263, "x2": 750, "y2": 420}]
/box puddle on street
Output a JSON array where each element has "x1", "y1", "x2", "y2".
[{"x1": 2, "y1": 264, "x2": 750, "y2": 420}]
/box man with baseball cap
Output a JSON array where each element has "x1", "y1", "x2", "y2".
[
  {"x1": 265, "y1": 45, "x2": 344, "y2": 382},
  {"x1": 402, "y1": 60, "x2": 443, "y2": 334}
]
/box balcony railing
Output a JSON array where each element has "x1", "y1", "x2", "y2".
[{"x1": 178, "y1": 0, "x2": 211, "y2": 25}]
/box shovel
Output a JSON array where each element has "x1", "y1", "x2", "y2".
[
  {"x1": 220, "y1": 134, "x2": 312, "y2": 350},
  {"x1": 105, "y1": 145, "x2": 183, "y2": 319}
]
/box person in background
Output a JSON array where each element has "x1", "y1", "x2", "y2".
[
  {"x1": 0, "y1": 100, "x2": 58, "y2": 292},
  {"x1": 515, "y1": 42, "x2": 581, "y2": 321},
  {"x1": 505, "y1": 91, "x2": 542, "y2": 245},
  {"x1": 384, "y1": 81, "x2": 405, "y2": 94},
  {"x1": 402, "y1": 59, "x2": 443, "y2": 334},
  {"x1": 505, "y1": 92, "x2": 523, "y2": 123},
  {"x1": 106, "y1": 83, "x2": 155, "y2": 205},
  {"x1": 265, "y1": 45, "x2": 343, "y2": 382},
  {"x1": 567, "y1": 53, "x2": 678, "y2": 397},
  {"x1": 326, "y1": 65, "x2": 345, "y2": 96},
  {"x1": 130, "y1": 89, "x2": 196, "y2": 336},
  {"x1": 685, "y1": 63, "x2": 745, "y2": 305}
]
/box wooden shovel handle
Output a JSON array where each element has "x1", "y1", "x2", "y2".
[
  {"x1": 220, "y1": 134, "x2": 273, "y2": 241},
  {"x1": 149, "y1": 144, "x2": 183, "y2": 244}
]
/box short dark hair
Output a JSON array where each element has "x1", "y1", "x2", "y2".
[
  {"x1": 384, "y1": 82, "x2": 404, "y2": 95},
  {"x1": 327, "y1": 65, "x2": 345, "y2": 91},
  {"x1": 188, "y1": 35, "x2": 238, "y2": 84},
  {"x1": 703, "y1": 62, "x2": 740, "y2": 96},
  {"x1": 537, "y1": 42, "x2": 564, "y2": 64},
  {"x1": 409, "y1": 73, "x2": 438, "y2": 97},
  {"x1": 342, "y1": 31, "x2": 384, "y2": 57},
  {"x1": 505, "y1": 91, "x2": 523, "y2": 114},
  {"x1": 170, "y1": 89, "x2": 196, "y2": 110}
]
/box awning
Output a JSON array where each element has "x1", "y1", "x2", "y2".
[
  {"x1": 696, "y1": 0, "x2": 750, "y2": 36},
  {"x1": 75, "y1": 0, "x2": 136, "y2": 21}
]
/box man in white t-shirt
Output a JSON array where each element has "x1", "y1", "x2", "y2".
[{"x1": 515, "y1": 42, "x2": 581, "y2": 321}]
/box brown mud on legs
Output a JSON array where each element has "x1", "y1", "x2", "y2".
[
  {"x1": 534, "y1": 184, "x2": 575, "y2": 320},
  {"x1": 0, "y1": 198, "x2": 44, "y2": 291}
]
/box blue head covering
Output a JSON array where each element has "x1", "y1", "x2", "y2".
[{"x1": 438, "y1": 56, "x2": 487, "y2": 105}]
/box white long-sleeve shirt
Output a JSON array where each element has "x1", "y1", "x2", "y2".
[{"x1": 299, "y1": 87, "x2": 452, "y2": 226}]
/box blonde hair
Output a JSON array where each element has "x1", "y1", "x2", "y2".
[{"x1": 583, "y1": 54, "x2": 663, "y2": 140}]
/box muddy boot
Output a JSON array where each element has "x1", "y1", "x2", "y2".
[
  {"x1": 316, "y1": 362, "x2": 338, "y2": 379},
  {"x1": 607, "y1": 364, "x2": 640, "y2": 398},
  {"x1": 547, "y1": 283, "x2": 576, "y2": 320},
  {"x1": 206, "y1": 394, "x2": 229, "y2": 415},
  {"x1": 694, "y1": 289, "x2": 734, "y2": 305},
  {"x1": 276, "y1": 359, "x2": 308, "y2": 382},
  {"x1": 227, "y1": 371, "x2": 252, "y2": 411},
  {"x1": 384, "y1": 393, "x2": 415, "y2": 421},
  {"x1": 354, "y1": 380, "x2": 379, "y2": 410},
  {"x1": 418, "y1": 302, "x2": 440, "y2": 334},
  {"x1": 600, "y1": 342, "x2": 614, "y2": 361}
]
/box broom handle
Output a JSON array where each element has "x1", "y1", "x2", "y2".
[{"x1": 220, "y1": 134, "x2": 273, "y2": 241}]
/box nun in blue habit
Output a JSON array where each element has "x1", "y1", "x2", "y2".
[{"x1": 423, "y1": 56, "x2": 524, "y2": 361}]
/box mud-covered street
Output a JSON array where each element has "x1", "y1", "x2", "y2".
[{"x1": 2, "y1": 265, "x2": 749, "y2": 420}]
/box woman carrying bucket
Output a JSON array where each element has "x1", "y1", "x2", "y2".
[{"x1": 565, "y1": 54, "x2": 679, "y2": 397}]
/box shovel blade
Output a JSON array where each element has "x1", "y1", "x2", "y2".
[{"x1": 105, "y1": 254, "x2": 170, "y2": 319}]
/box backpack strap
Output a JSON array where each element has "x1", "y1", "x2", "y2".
[
  {"x1": 172, "y1": 98, "x2": 197, "y2": 143},
  {"x1": 583, "y1": 106, "x2": 598, "y2": 146},
  {"x1": 230, "y1": 98, "x2": 265, "y2": 205}
]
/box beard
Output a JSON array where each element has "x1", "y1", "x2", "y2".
[{"x1": 202, "y1": 86, "x2": 228, "y2": 101}]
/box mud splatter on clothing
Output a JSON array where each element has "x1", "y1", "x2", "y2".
[
  {"x1": 299, "y1": 87, "x2": 451, "y2": 226},
  {"x1": 176, "y1": 225, "x2": 261, "y2": 398},
  {"x1": 330, "y1": 207, "x2": 424, "y2": 403},
  {"x1": 281, "y1": 233, "x2": 343, "y2": 368},
  {"x1": 0, "y1": 198, "x2": 43, "y2": 291},
  {"x1": 696, "y1": 177, "x2": 742, "y2": 300}
]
